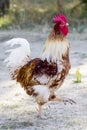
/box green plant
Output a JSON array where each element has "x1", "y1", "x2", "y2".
[{"x1": 74, "y1": 68, "x2": 82, "y2": 83}]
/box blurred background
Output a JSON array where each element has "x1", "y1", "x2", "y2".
[
  {"x1": 0, "y1": 0, "x2": 87, "y2": 31},
  {"x1": 0, "y1": 1, "x2": 87, "y2": 130}
]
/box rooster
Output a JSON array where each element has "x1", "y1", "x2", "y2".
[{"x1": 5, "y1": 14, "x2": 75, "y2": 118}]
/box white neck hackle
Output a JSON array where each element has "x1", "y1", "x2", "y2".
[{"x1": 41, "y1": 38, "x2": 69, "y2": 63}]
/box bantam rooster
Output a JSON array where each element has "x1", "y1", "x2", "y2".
[{"x1": 5, "y1": 14, "x2": 75, "y2": 118}]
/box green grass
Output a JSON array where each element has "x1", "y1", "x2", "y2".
[
  {"x1": 0, "y1": 0, "x2": 86, "y2": 29},
  {"x1": 0, "y1": 15, "x2": 13, "y2": 29}
]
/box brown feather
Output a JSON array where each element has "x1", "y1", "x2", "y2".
[
  {"x1": 34, "y1": 59, "x2": 57, "y2": 77},
  {"x1": 16, "y1": 58, "x2": 40, "y2": 88}
]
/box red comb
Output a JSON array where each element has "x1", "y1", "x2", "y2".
[{"x1": 53, "y1": 14, "x2": 67, "y2": 23}]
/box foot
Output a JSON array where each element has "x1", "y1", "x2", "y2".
[
  {"x1": 49, "y1": 95, "x2": 76, "y2": 105},
  {"x1": 37, "y1": 114, "x2": 49, "y2": 120},
  {"x1": 63, "y1": 98, "x2": 76, "y2": 105},
  {"x1": 36, "y1": 104, "x2": 50, "y2": 119}
]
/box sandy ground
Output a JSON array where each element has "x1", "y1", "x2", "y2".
[{"x1": 0, "y1": 29, "x2": 87, "y2": 130}]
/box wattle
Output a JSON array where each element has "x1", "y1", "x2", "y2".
[{"x1": 60, "y1": 25, "x2": 69, "y2": 36}]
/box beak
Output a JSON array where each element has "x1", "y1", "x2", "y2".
[{"x1": 66, "y1": 23, "x2": 69, "y2": 26}]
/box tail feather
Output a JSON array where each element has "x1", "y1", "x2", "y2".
[{"x1": 4, "y1": 38, "x2": 31, "y2": 70}]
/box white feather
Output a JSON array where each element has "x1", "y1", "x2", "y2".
[
  {"x1": 4, "y1": 38, "x2": 31, "y2": 70},
  {"x1": 41, "y1": 40, "x2": 69, "y2": 62},
  {"x1": 33, "y1": 85, "x2": 50, "y2": 102},
  {"x1": 35, "y1": 75, "x2": 49, "y2": 84}
]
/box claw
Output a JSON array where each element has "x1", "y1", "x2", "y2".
[
  {"x1": 63, "y1": 98, "x2": 76, "y2": 105},
  {"x1": 37, "y1": 114, "x2": 49, "y2": 120}
]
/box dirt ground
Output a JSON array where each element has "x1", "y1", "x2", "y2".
[{"x1": 0, "y1": 29, "x2": 87, "y2": 130}]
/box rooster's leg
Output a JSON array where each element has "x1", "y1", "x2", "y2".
[
  {"x1": 49, "y1": 95, "x2": 76, "y2": 105},
  {"x1": 37, "y1": 104, "x2": 42, "y2": 117},
  {"x1": 36, "y1": 104, "x2": 49, "y2": 119},
  {"x1": 36, "y1": 104, "x2": 43, "y2": 118}
]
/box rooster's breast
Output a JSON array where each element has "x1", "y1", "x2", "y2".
[{"x1": 33, "y1": 59, "x2": 70, "y2": 89}]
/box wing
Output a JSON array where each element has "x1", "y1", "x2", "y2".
[
  {"x1": 16, "y1": 59, "x2": 58, "y2": 88},
  {"x1": 14, "y1": 58, "x2": 41, "y2": 87},
  {"x1": 13, "y1": 54, "x2": 70, "y2": 91},
  {"x1": 4, "y1": 38, "x2": 31, "y2": 71},
  {"x1": 13, "y1": 58, "x2": 56, "y2": 87}
]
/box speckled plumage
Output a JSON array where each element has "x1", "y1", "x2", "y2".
[
  {"x1": 5, "y1": 14, "x2": 75, "y2": 117},
  {"x1": 9, "y1": 29, "x2": 71, "y2": 105}
]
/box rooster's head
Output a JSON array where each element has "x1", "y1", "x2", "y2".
[{"x1": 53, "y1": 14, "x2": 69, "y2": 36}]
